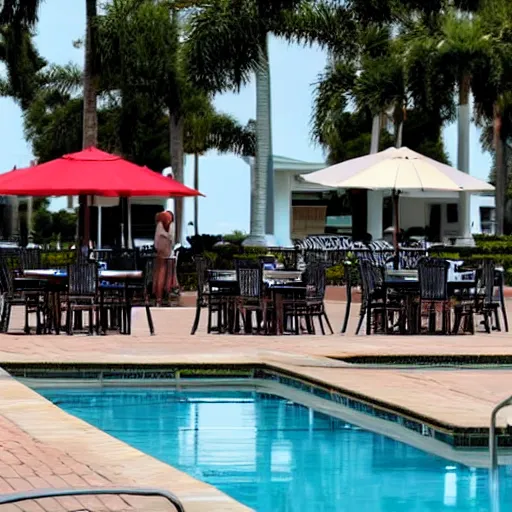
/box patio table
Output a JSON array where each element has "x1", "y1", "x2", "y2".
[
  {"x1": 207, "y1": 269, "x2": 304, "y2": 334},
  {"x1": 208, "y1": 269, "x2": 303, "y2": 282},
  {"x1": 384, "y1": 270, "x2": 477, "y2": 335},
  {"x1": 23, "y1": 269, "x2": 143, "y2": 281},
  {"x1": 20, "y1": 269, "x2": 143, "y2": 334}
]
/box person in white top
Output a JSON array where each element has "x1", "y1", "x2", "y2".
[{"x1": 153, "y1": 210, "x2": 175, "y2": 305}]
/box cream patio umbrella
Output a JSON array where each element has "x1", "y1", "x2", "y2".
[{"x1": 301, "y1": 146, "x2": 494, "y2": 251}]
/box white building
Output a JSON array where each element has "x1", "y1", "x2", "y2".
[{"x1": 244, "y1": 155, "x2": 496, "y2": 247}]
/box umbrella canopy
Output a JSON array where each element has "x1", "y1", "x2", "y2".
[
  {"x1": 301, "y1": 147, "x2": 494, "y2": 193},
  {"x1": 0, "y1": 147, "x2": 203, "y2": 197}
]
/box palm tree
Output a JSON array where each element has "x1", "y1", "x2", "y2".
[
  {"x1": 184, "y1": 97, "x2": 255, "y2": 234},
  {"x1": 187, "y1": 0, "x2": 310, "y2": 246},
  {"x1": 398, "y1": 5, "x2": 490, "y2": 241},
  {"x1": 471, "y1": 0, "x2": 512, "y2": 234}
]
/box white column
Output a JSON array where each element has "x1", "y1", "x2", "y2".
[
  {"x1": 97, "y1": 206, "x2": 102, "y2": 249},
  {"x1": 367, "y1": 191, "x2": 383, "y2": 241},
  {"x1": 457, "y1": 102, "x2": 473, "y2": 245},
  {"x1": 273, "y1": 171, "x2": 293, "y2": 247}
]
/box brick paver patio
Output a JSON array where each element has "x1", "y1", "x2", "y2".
[{"x1": 0, "y1": 301, "x2": 511, "y2": 511}]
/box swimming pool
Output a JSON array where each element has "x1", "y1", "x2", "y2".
[{"x1": 37, "y1": 386, "x2": 511, "y2": 512}]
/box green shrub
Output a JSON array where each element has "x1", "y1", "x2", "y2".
[
  {"x1": 326, "y1": 264, "x2": 344, "y2": 284},
  {"x1": 42, "y1": 250, "x2": 76, "y2": 267}
]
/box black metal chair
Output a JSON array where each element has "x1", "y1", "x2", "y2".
[
  {"x1": 207, "y1": 269, "x2": 239, "y2": 333},
  {"x1": 284, "y1": 261, "x2": 333, "y2": 335},
  {"x1": 63, "y1": 261, "x2": 99, "y2": 335},
  {"x1": 235, "y1": 259, "x2": 272, "y2": 334},
  {"x1": 341, "y1": 261, "x2": 354, "y2": 334},
  {"x1": 20, "y1": 248, "x2": 42, "y2": 270},
  {"x1": 475, "y1": 260, "x2": 501, "y2": 333},
  {"x1": 416, "y1": 257, "x2": 451, "y2": 334},
  {"x1": 191, "y1": 257, "x2": 212, "y2": 334},
  {"x1": 356, "y1": 259, "x2": 387, "y2": 335},
  {"x1": 0, "y1": 255, "x2": 44, "y2": 334},
  {"x1": 125, "y1": 258, "x2": 155, "y2": 335}
]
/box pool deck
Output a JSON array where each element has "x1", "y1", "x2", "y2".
[{"x1": 1, "y1": 302, "x2": 512, "y2": 510}]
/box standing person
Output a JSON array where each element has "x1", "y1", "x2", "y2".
[{"x1": 153, "y1": 210, "x2": 175, "y2": 306}]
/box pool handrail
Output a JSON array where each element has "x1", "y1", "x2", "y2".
[
  {"x1": 489, "y1": 394, "x2": 512, "y2": 512},
  {"x1": 0, "y1": 486, "x2": 186, "y2": 512},
  {"x1": 489, "y1": 394, "x2": 512, "y2": 470}
]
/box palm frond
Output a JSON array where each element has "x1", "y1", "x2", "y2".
[
  {"x1": 40, "y1": 63, "x2": 83, "y2": 95},
  {"x1": 311, "y1": 59, "x2": 356, "y2": 146},
  {"x1": 185, "y1": 0, "x2": 263, "y2": 92},
  {"x1": 0, "y1": 0, "x2": 41, "y2": 26},
  {"x1": 276, "y1": 2, "x2": 358, "y2": 59}
]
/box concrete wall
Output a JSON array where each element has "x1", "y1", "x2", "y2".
[{"x1": 470, "y1": 195, "x2": 495, "y2": 234}]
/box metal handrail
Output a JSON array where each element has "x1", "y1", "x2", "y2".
[
  {"x1": 0, "y1": 486, "x2": 185, "y2": 512},
  {"x1": 489, "y1": 395, "x2": 512, "y2": 512},
  {"x1": 489, "y1": 395, "x2": 512, "y2": 470}
]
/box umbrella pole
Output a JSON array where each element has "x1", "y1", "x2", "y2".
[
  {"x1": 80, "y1": 194, "x2": 90, "y2": 252},
  {"x1": 393, "y1": 191, "x2": 400, "y2": 269}
]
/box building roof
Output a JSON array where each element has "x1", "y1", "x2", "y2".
[{"x1": 243, "y1": 155, "x2": 326, "y2": 173}]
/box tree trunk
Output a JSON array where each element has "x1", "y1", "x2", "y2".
[
  {"x1": 243, "y1": 37, "x2": 272, "y2": 247},
  {"x1": 494, "y1": 104, "x2": 506, "y2": 236},
  {"x1": 170, "y1": 114, "x2": 185, "y2": 244},
  {"x1": 365, "y1": 114, "x2": 383, "y2": 241},
  {"x1": 394, "y1": 104, "x2": 404, "y2": 149},
  {"x1": 370, "y1": 114, "x2": 380, "y2": 154},
  {"x1": 193, "y1": 152, "x2": 199, "y2": 237},
  {"x1": 79, "y1": 0, "x2": 98, "y2": 246},
  {"x1": 83, "y1": 0, "x2": 98, "y2": 148},
  {"x1": 457, "y1": 73, "x2": 472, "y2": 242}
]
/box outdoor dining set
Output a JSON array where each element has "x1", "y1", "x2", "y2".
[
  {"x1": 191, "y1": 256, "x2": 334, "y2": 336},
  {"x1": 0, "y1": 247, "x2": 154, "y2": 336},
  {"x1": 192, "y1": 252, "x2": 509, "y2": 337},
  {"x1": 343, "y1": 257, "x2": 509, "y2": 336}
]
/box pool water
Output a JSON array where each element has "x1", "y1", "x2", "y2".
[{"x1": 37, "y1": 387, "x2": 511, "y2": 512}]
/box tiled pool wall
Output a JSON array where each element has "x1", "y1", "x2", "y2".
[
  {"x1": 336, "y1": 355, "x2": 512, "y2": 366},
  {"x1": 2, "y1": 362, "x2": 507, "y2": 448}
]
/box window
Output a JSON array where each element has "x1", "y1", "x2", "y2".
[
  {"x1": 480, "y1": 207, "x2": 496, "y2": 234},
  {"x1": 446, "y1": 203, "x2": 459, "y2": 224}
]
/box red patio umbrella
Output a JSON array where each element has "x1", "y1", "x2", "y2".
[
  {"x1": 0, "y1": 147, "x2": 203, "y2": 245},
  {"x1": 0, "y1": 147, "x2": 202, "y2": 197}
]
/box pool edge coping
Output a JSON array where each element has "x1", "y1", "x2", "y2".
[
  {"x1": 2, "y1": 361, "x2": 507, "y2": 448},
  {"x1": 0, "y1": 368, "x2": 254, "y2": 512}
]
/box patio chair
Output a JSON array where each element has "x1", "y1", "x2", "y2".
[
  {"x1": 0, "y1": 255, "x2": 44, "y2": 334},
  {"x1": 283, "y1": 261, "x2": 333, "y2": 335},
  {"x1": 207, "y1": 269, "x2": 239, "y2": 333},
  {"x1": 475, "y1": 260, "x2": 501, "y2": 333},
  {"x1": 191, "y1": 256, "x2": 210, "y2": 334},
  {"x1": 416, "y1": 257, "x2": 451, "y2": 334},
  {"x1": 356, "y1": 259, "x2": 386, "y2": 335},
  {"x1": 63, "y1": 261, "x2": 99, "y2": 335},
  {"x1": 341, "y1": 261, "x2": 353, "y2": 334},
  {"x1": 19, "y1": 248, "x2": 41, "y2": 270},
  {"x1": 125, "y1": 257, "x2": 155, "y2": 335},
  {"x1": 190, "y1": 256, "x2": 238, "y2": 334},
  {"x1": 235, "y1": 258, "x2": 272, "y2": 334}
]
